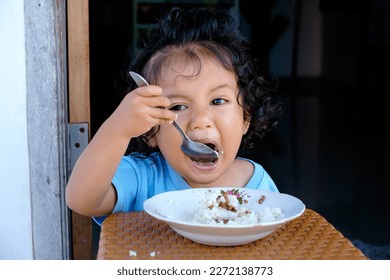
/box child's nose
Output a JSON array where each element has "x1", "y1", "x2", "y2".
[{"x1": 188, "y1": 108, "x2": 212, "y2": 130}]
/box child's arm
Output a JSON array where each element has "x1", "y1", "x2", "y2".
[{"x1": 65, "y1": 85, "x2": 176, "y2": 217}]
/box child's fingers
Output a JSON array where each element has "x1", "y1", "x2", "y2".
[
  {"x1": 132, "y1": 86, "x2": 171, "y2": 109},
  {"x1": 150, "y1": 107, "x2": 177, "y2": 123},
  {"x1": 148, "y1": 96, "x2": 172, "y2": 109},
  {"x1": 133, "y1": 85, "x2": 162, "y2": 97}
]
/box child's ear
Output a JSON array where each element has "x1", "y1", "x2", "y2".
[
  {"x1": 143, "y1": 128, "x2": 158, "y2": 148},
  {"x1": 147, "y1": 136, "x2": 158, "y2": 148},
  {"x1": 243, "y1": 119, "x2": 250, "y2": 135}
]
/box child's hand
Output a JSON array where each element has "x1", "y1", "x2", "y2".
[
  {"x1": 66, "y1": 85, "x2": 176, "y2": 217},
  {"x1": 108, "y1": 85, "x2": 177, "y2": 139}
]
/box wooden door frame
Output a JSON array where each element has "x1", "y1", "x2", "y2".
[{"x1": 67, "y1": 0, "x2": 93, "y2": 259}]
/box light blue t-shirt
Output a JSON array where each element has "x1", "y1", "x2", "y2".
[{"x1": 94, "y1": 152, "x2": 278, "y2": 225}]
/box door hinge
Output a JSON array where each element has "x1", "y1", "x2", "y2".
[{"x1": 68, "y1": 123, "x2": 88, "y2": 170}]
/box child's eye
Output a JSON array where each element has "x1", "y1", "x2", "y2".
[
  {"x1": 211, "y1": 98, "x2": 227, "y2": 105},
  {"x1": 169, "y1": 104, "x2": 187, "y2": 111}
]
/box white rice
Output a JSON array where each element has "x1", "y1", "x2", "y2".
[{"x1": 191, "y1": 189, "x2": 283, "y2": 225}]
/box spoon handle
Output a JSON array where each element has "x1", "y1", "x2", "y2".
[
  {"x1": 171, "y1": 121, "x2": 189, "y2": 140},
  {"x1": 130, "y1": 71, "x2": 188, "y2": 139},
  {"x1": 130, "y1": 71, "x2": 148, "y2": 87}
]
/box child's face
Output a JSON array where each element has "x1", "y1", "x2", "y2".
[{"x1": 151, "y1": 57, "x2": 250, "y2": 188}]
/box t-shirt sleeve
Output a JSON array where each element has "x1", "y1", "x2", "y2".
[
  {"x1": 257, "y1": 167, "x2": 279, "y2": 192},
  {"x1": 112, "y1": 157, "x2": 140, "y2": 212},
  {"x1": 243, "y1": 158, "x2": 279, "y2": 192},
  {"x1": 92, "y1": 156, "x2": 141, "y2": 226}
]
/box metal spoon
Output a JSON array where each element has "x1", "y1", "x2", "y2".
[{"x1": 129, "y1": 71, "x2": 220, "y2": 161}]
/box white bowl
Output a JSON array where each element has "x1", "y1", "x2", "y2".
[{"x1": 143, "y1": 187, "x2": 305, "y2": 246}]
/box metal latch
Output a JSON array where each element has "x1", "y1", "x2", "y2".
[{"x1": 69, "y1": 123, "x2": 89, "y2": 170}]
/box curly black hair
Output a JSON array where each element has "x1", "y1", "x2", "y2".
[{"x1": 126, "y1": 7, "x2": 281, "y2": 156}]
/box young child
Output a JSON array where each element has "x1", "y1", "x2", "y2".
[{"x1": 66, "y1": 7, "x2": 281, "y2": 224}]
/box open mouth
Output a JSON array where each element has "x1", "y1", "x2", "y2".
[
  {"x1": 190, "y1": 143, "x2": 220, "y2": 166},
  {"x1": 191, "y1": 158, "x2": 217, "y2": 166},
  {"x1": 205, "y1": 143, "x2": 217, "y2": 151}
]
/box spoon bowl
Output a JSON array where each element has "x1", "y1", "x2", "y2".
[{"x1": 129, "y1": 71, "x2": 220, "y2": 161}]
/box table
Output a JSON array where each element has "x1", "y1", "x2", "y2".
[{"x1": 96, "y1": 209, "x2": 368, "y2": 260}]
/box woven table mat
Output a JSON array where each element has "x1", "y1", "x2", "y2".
[{"x1": 97, "y1": 209, "x2": 367, "y2": 260}]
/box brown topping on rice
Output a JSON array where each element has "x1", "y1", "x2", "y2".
[{"x1": 258, "y1": 195, "x2": 266, "y2": 204}]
